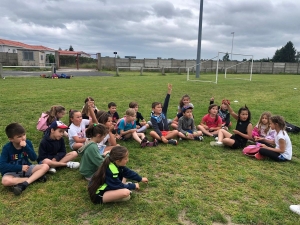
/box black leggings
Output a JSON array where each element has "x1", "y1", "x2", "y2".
[{"x1": 259, "y1": 148, "x2": 287, "y2": 162}]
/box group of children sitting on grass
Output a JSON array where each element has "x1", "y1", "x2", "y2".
[{"x1": 0, "y1": 83, "x2": 293, "y2": 205}]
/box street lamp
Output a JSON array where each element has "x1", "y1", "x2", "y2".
[{"x1": 231, "y1": 32, "x2": 234, "y2": 61}]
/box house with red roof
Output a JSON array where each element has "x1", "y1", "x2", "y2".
[{"x1": 58, "y1": 50, "x2": 91, "y2": 58}]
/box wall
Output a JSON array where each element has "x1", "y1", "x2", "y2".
[
  {"x1": 0, "y1": 52, "x2": 18, "y2": 66},
  {"x1": 17, "y1": 50, "x2": 44, "y2": 66}
]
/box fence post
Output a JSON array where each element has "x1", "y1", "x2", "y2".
[
  {"x1": 297, "y1": 62, "x2": 300, "y2": 74},
  {"x1": 140, "y1": 67, "x2": 143, "y2": 76},
  {"x1": 161, "y1": 66, "x2": 165, "y2": 75},
  {"x1": 272, "y1": 62, "x2": 274, "y2": 74},
  {"x1": 284, "y1": 62, "x2": 286, "y2": 74},
  {"x1": 97, "y1": 53, "x2": 101, "y2": 71},
  {"x1": 116, "y1": 67, "x2": 119, "y2": 76},
  {"x1": 0, "y1": 63, "x2": 2, "y2": 79},
  {"x1": 178, "y1": 67, "x2": 180, "y2": 74}
]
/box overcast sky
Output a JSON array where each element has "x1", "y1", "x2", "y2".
[{"x1": 0, "y1": 0, "x2": 299, "y2": 60}]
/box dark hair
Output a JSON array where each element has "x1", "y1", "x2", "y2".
[
  {"x1": 69, "y1": 109, "x2": 80, "y2": 126},
  {"x1": 84, "y1": 96, "x2": 95, "y2": 103},
  {"x1": 96, "y1": 110, "x2": 111, "y2": 124},
  {"x1": 270, "y1": 115, "x2": 286, "y2": 133},
  {"x1": 238, "y1": 105, "x2": 251, "y2": 122},
  {"x1": 5, "y1": 123, "x2": 26, "y2": 138},
  {"x1": 108, "y1": 102, "x2": 117, "y2": 108},
  {"x1": 179, "y1": 94, "x2": 190, "y2": 108},
  {"x1": 208, "y1": 104, "x2": 219, "y2": 122},
  {"x1": 129, "y1": 102, "x2": 138, "y2": 108},
  {"x1": 85, "y1": 123, "x2": 108, "y2": 138},
  {"x1": 152, "y1": 102, "x2": 162, "y2": 109},
  {"x1": 45, "y1": 105, "x2": 65, "y2": 126},
  {"x1": 88, "y1": 146, "x2": 129, "y2": 203}
]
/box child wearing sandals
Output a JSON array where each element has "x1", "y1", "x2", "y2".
[
  {"x1": 118, "y1": 108, "x2": 156, "y2": 148},
  {"x1": 255, "y1": 115, "x2": 292, "y2": 161},
  {"x1": 37, "y1": 121, "x2": 80, "y2": 174},
  {"x1": 88, "y1": 146, "x2": 148, "y2": 204},
  {"x1": 211, "y1": 103, "x2": 253, "y2": 149}
]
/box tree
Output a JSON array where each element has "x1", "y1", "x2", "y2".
[
  {"x1": 69, "y1": 45, "x2": 74, "y2": 51},
  {"x1": 58, "y1": 47, "x2": 62, "y2": 50},
  {"x1": 222, "y1": 52, "x2": 230, "y2": 61},
  {"x1": 272, "y1": 41, "x2": 296, "y2": 62}
]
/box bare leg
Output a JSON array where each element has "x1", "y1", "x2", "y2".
[
  {"x1": 2, "y1": 176, "x2": 29, "y2": 186},
  {"x1": 102, "y1": 189, "x2": 131, "y2": 203},
  {"x1": 42, "y1": 151, "x2": 78, "y2": 168},
  {"x1": 165, "y1": 130, "x2": 178, "y2": 140},
  {"x1": 149, "y1": 131, "x2": 167, "y2": 143},
  {"x1": 132, "y1": 131, "x2": 143, "y2": 143},
  {"x1": 72, "y1": 143, "x2": 83, "y2": 151},
  {"x1": 197, "y1": 125, "x2": 213, "y2": 136}
]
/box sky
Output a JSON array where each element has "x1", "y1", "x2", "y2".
[{"x1": 0, "y1": 0, "x2": 299, "y2": 60}]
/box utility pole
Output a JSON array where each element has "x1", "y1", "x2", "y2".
[{"x1": 196, "y1": 0, "x2": 204, "y2": 78}]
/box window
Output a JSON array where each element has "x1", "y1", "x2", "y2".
[
  {"x1": 13, "y1": 49, "x2": 16, "y2": 53},
  {"x1": 41, "y1": 55, "x2": 44, "y2": 61},
  {"x1": 23, "y1": 51, "x2": 34, "y2": 61}
]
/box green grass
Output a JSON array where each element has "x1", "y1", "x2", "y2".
[{"x1": 0, "y1": 72, "x2": 300, "y2": 225}]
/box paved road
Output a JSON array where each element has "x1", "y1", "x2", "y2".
[{"x1": 2, "y1": 69, "x2": 113, "y2": 77}]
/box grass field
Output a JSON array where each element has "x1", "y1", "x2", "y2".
[{"x1": 0, "y1": 72, "x2": 299, "y2": 225}]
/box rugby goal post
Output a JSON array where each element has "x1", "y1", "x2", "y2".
[
  {"x1": 216, "y1": 52, "x2": 254, "y2": 81},
  {"x1": 187, "y1": 56, "x2": 219, "y2": 84}
]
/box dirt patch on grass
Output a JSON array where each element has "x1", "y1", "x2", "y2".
[
  {"x1": 212, "y1": 215, "x2": 242, "y2": 225},
  {"x1": 178, "y1": 210, "x2": 197, "y2": 225}
]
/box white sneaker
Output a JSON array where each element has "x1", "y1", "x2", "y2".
[
  {"x1": 290, "y1": 205, "x2": 300, "y2": 215},
  {"x1": 48, "y1": 167, "x2": 56, "y2": 174},
  {"x1": 215, "y1": 137, "x2": 219, "y2": 141},
  {"x1": 210, "y1": 141, "x2": 224, "y2": 147},
  {"x1": 67, "y1": 161, "x2": 80, "y2": 169}
]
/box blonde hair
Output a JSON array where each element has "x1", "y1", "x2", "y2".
[
  {"x1": 257, "y1": 111, "x2": 272, "y2": 134},
  {"x1": 125, "y1": 108, "x2": 136, "y2": 117}
]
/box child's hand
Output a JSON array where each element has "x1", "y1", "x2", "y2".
[
  {"x1": 233, "y1": 129, "x2": 239, "y2": 135},
  {"x1": 168, "y1": 83, "x2": 172, "y2": 90},
  {"x1": 135, "y1": 183, "x2": 140, "y2": 190},
  {"x1": 142, "y1": 177, "x2": 148, "y2": 184},
  {"x1": 210, "y1": 96, "x2": 214, "y2": 101},
  {"x1": 187, "y1": 133, "x2": 194, "y2": 139},
  {"x1": 20, "y1": 141, "x2": 26, "y2": 147},
  {"x1": 22, "y1": 165, "x2": 29, "y2": 172},
  {"x1": 260, "y1": 144, "x2": 267, "y2": 148},
  {"x1": 131, "y1": 129, "x2": 137, "y2": 133}
]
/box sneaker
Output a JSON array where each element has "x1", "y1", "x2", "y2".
[
  {"x1": 168, "y1": 139, "x2": 178, "y2": 145},
  {"x1": 48, "y1": 168, "x2": 56, "y2": 174},
  {"x1": 179, "y1": 137, "x2": 182, "y2": 141},
  {"x1": 147, "y1": 121, "x2": 152, "y2": 127},
  {"x1": 146, "y1": 139, "x2": 158, "y2": 147},
  {"x1": 13, "y1": 184, "x2": 24, "y2": 196},
  {"x1": 212, "y1": 134, "x2": 218, "y2": 141},
  {"x1": 37, "y1": 175, "x2": 47, "y2": 183},
  {"x1": 140, "y1": 137, "x2": 148, "y2": 148},
  {"x1": 254, "y1": 153, "x2": 265, "y2": 160},
  {"x1": 194, "y1": 136, "x2": 203, "y2": 141},
  {"x1": 210, "y1": 141, "x2": 223, "y2": 146},
  {"x1": 67, "y1": 161, "x2": 80, "y2": 169},
  {"x1": 290, "y1": 205, "x2": 300, "y2": 215}
]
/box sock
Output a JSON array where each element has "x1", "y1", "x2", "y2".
[{"x1": 137, "y1": 125, "x2": 147, "y2": 133}]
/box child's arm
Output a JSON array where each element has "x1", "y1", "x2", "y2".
[
  {"x1": 21, "y1": 140, "x2": 38, "y2": 161},
  {"x1": 162, "y1": 84, "x2": 172, "y2": 115},
  {"x1": 177, "y1": 118, "x2": 186, "y2": 134},
  {"x1": 225, "y1": 113, "x2": 231, "y2": 127},
  {"x1": 88, "y1": 101, "x2": 98, "y2": 124},
  {"x1": 0, "y1": 146, "x2": 22, "y2": 173},
  {"x1": 225, "y1": 102, "x2": 238, "y2": 120},
  {"x1": 260, "y1": 139, "x2": 285, "y2": 153},
  {"x1": 72, "y1": 136, "x2": 86, "y2": 143},
  {"x1": 55, "y1": 139, "x2": 67, "y2": 161}
]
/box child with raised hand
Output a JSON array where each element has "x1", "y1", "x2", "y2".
[
  {"x1": 149, "y1": 83, "x2": 179, "y2": 145},
  {"x1": 209, "y1": 97, "x2": 231, "y2": 130},
  {"x1": 88, "y1": 146, "x2": 148, "y2": 204},
  {"x1": 68, "y1": 100, "x2": 98, "y2": 151},
  {"x1": 171, "y1": 94, "x2": 194, "y2": 130},
  {"x1": 197, "y1": 104, "x2": 222, "y2": 139},
  {"x1": 78, "y1": 123, "x2": 108, "y2": 181},
  {"x1": 37, "y1": 121, "x2": 80, "y2": 174},
  {"x1": 118, "y1": 108, "x2": 157, "y2": 148},
  {"x1": 129, "y1": 102, "x2": 149, "y2": 133},
  {"x1": 255, "y1": 115, "x2": 292, "y2": 161},
  {"x1": 177, "y1": 104, "x2": 203, "y2": 141},
  {"x1": 0, "y1": 123, "x2": 49, "y2": 196},
  {"x1": 252, "y1": 111, "x2": 275, "y2": 147},
  {"x1": 82, "y1": 96, "x2": 99, "y2": 120},
  {"x1": 96, "y1": 110, "x2": 120, "y2": 153},
  {"x1": 211, "y1": 103, "x2": 253, "y2": 149}
]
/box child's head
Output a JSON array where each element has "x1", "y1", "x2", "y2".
[
  {"x1": 5, "y1": 123, "x2": 26, "y2": 140},
  {"x1": 49, "y1": 121, "x2": 69, "y2": 140},
  {"x1": 96, "y1": 111, "x2": 113, "y2": 128},
  {"x1": 129, "y1": 102, "x2": 138, "y2": 112},
  {"x1": 208, "y1": 104, "x2": 219, "y2": 121},
  {"x1": 85, "y1": 123, "x2": 108, "y2": 142},
  {"x1": 152, "y1": 102, "x2": 162, "y2": 115},
  {"x1": 270, "y1": 115, "x2": 286, "y2": 131},
  {"x1": 238, "y1": 105, "x2": 251, "y2": 122},
  {"x1": 88, "y1": 146, "x2": 129, "y2": 203},
  {"x1": 182, "y1": 103, "x2": 194, "y2": 118},
  {"x1": 258, "y1": 111, "x2": 272, "y2": 126},
  {"x1": 221, "y1": 99, "x2": 230, "y2": 111},
  {"x1": 125, "y1": 108, "x2": 136, "y2": 122},
  {"x1": 46, "y1": 105, "x2": 66, "y2": 125},
  {"x1": 179, "y1": 94, "x2": 191, "y2": 108},
  {"x1": 69, "y1": 110, "x2": 82, "y2": 126},
  {"x1": 108, "y1": 102, "x2": 117, "y2": 113}
]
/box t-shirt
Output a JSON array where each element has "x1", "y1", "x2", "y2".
[
  {"x1": 201, "y1": 114, "x2": 222, "y2": 128},
  {"x1": 117, "y1": 118, "x2": 136, "y2": 134},
  {"x1": 68, "y1": 119, "x2": 90, "y2": 148},
  {"x1": 108, "y1": 111, "x2": 119, "y2": 123},
  {"x1": 276, "y1": 130, "x2": 292, "y2": 160}
]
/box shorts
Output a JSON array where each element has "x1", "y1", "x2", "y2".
[
  {"x1": 3, "y1": 165, "x2": 35, "y2": 177},
  {"x1": 161, "y1": 131, "x2": 170, "y2": 136},
  {"x1": 230, "y1": 135, "x2": 246, "y2": 149},
  {"x1": 94, "y1": 190, "x2": 105, "y2": 204}
]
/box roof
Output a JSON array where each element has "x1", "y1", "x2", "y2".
[
  {"x1": 58, "y1": 50, "x2": 91, "y2": 57},
  {"x1": 0, "y1": 38, "x2": 55, "y2": 51}
]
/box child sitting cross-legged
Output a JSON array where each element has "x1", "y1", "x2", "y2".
[
  {"x1": 37, "y1": 121, "x2": 80, "y2": 174},
  {"x1": 0, "y1": 123, "x2": 49, "y2": 196},
  {"x1": 177, "y1": 103, "x2": 203, "y2": 141},
  {"x1": 118, "y1": 108, "x2": 157, "y2": 148}
]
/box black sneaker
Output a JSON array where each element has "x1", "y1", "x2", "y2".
[
  {"x1": 37, "y1": 175, "x2": 47, "y2": 183},
  {"x1": 13, "y1": 183, "x2": 26, "y2": 196},
  {"x1": 168, "y1": 139, "x2": 178, "y2": 145},
  {"x1": 140, "y1": 137, "x2": 148, "y2": 148},
  {"x1": 194, "y1": 136, "x2": 204, "y2": 141}
]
